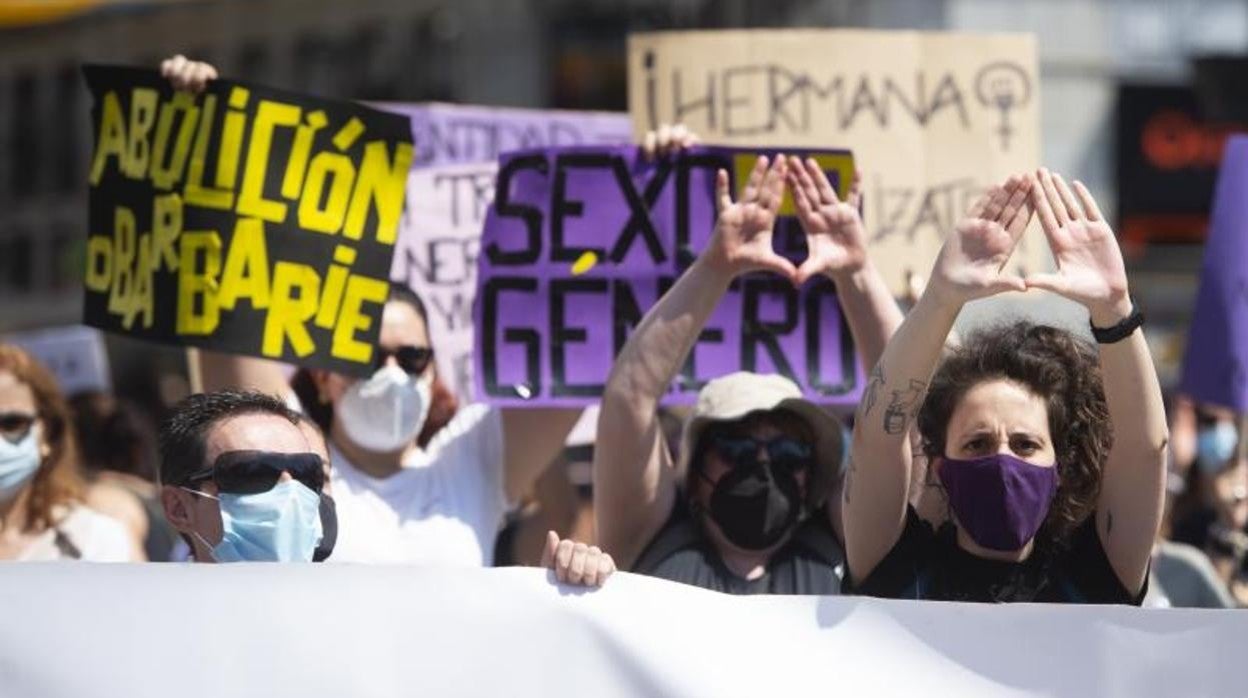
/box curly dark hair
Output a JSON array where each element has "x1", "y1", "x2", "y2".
[{"x1": 916, "y1": 321, "x2": 1113, "y2": 544}]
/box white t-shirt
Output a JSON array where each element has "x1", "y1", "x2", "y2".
[
  {"x1": 17, "y1": 505, "x2": 133, "y2": 562},
  {"x1": 327, "y1": 404, "x2": 507, "y2": 565}
]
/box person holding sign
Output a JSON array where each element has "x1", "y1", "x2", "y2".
[
  {"x1": 164, "y1": 57, "x2": 581, "y2": 567},
  {"x1": 0, "y1": 345, "x2": 135, "y2": 561},
  {"x1": 594, "y1": 129, "x2": 904, "y2": 594},
  {"x1": 843, "y1": 171, "x2": 1168, "y2": 603}
]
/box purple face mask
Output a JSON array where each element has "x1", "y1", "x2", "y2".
[{"x1": 938, "y1": 453, "x2": 1059, "y2": 552}]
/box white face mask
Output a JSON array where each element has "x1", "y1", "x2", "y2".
[
  {"x1": 337, "y1": 365, "x2": 432, "y2": 453},
  {"x1": 0, "y1": 423, "x2": 42, "y2": 500}
]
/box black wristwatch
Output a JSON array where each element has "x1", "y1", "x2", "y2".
[{"x1": 1090, "y1": 301, "x2": 1144, "y2": 344}]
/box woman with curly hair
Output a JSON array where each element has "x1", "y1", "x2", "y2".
[
  {"x1": 842, "y1": 170, "x2": 1167, "y2": 603},
  {"x1": 0, "y1": 344, "x2": 135, "y2": 561}
]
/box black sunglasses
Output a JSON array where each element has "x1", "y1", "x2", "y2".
[
  {"x1": 373, "y1": 345, "x2": 434, "y2": 376},
  {"x1": 185, "y1": 450, "x2": 325, "y2": 495},
  {"x1": 710, "y1": 435, "x2": 813, "y2": 472},
  {"x1": 0, "y1": 412, "x2": 37, "y2": 438}
]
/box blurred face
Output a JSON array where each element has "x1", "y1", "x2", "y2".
[
  {"x1": 0, "y1": 369, "x2": 48, "y2": 468},
  {"x1": 161, "y1": 413, "x2": 318, "y2": 561},
  {"x1": 314, "y1": 300, "x2": 433, "y2": 407},
  {"x1": 940, "y1": 379, "x2": 1055, "y2": 467}
]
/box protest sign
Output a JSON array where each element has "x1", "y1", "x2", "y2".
[
  {"x1": 387, "y1": 105, "x2": 630, "y2": 399},
  {"x1": 474, "y1": 145, "x2": 860, "y2": 408},
  {"x1": 379, "y1": 102, "x2": 633, "y2": 169},
  {"x1": 1180, "y1": 135, "x2": 1248, "y2": 413},
  {"x1": 82, "y1": 65, "x2": 413, "y2": 377},
  {"x1": 628, "y1": 29, "x2": 1046, "y2": 296},
  {"x1": 3, "y1": 325, "x2": 111, "y2": 394},
  {"x1": 0, "y1": 565, "x2": 1242, "y2": 698}
]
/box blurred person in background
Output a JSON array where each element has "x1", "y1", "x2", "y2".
[
  {"x1": 72, "y1": 391, "x2": 179, "y2": 561},
  {"x1": 163, "y1": 57, "x2": 578, "y2": 566},
  {"x1": 0, "y1": 344, "x2": 136, "y2": 561}
]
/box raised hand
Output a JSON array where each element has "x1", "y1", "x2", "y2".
[
  {"x1": 540, "y1": 531, "x2": 616, "y2": 587},
  {"x1": 160, "y1": 55, "x2": 217, "y2": 93},
  {"x1": 927, "y1": 174, "x2": 1032, "y2": 307},
  {"x1": 788, "y1": 159, "x2": 868, "y2": 285},
  {"x1": 703, "y1": 155, "x2": 797, "y2": 280},
  {"x1": 641, "y1": 123, "x2": 699, "y2": 160},
  {"x1": 1026, "y1": 169, "x2": 1131, "y2": 323}
]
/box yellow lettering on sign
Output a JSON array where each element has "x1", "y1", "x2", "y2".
[
  {"x1": 124, "y1": 235, "x2": 154, "y2": 330},
  {"x1": 262, "y1": 262, "x2": 320, "y2": 358},
  {"x1": 152, "y1": 193, "x2": 183, "y2": 271},
  {"x1": 298, "y1": 151, "x2": 355, "y2": 234},
  {"x1": 216, "y1": 87, "x2": 250, "y2": 191},
  {"x1": 107, "y1": 207, "x2": 137, "y2": 318},
  {"x1": 184, "y1": 96, "x2": 234, "y2": 210},
  {"x1": 217, "y1": 218, "x2": 272, "y2": 311},
  {"x1": 177, "y1": 230, "x2": 223, "y2": 335},
  {"x1": 84, "y1": 235, "x2": 113, "y2": 293},
  {"x1": 313, "y1": 245, "x2": 356, "y2": 329},
  {"x1": 343, "y1": 141, "x2": 414, "y2": 244},
  {"x1": 281, "y1": 110, "x2": 328, "y2": 200},
  {"x1": 124, "y1": 88, "x2": 158, "y2": 179},
  {"x1": 237, "y1": 100, "x2": 301, "y2": 223},
  {"x1": 148, "y1": 91, "x2": 199, "y2": 190},
  {"x1": 332, "y1": 274, "x2": 389, "y2": 364},
  {"x1": 89, "y1": 91, "x2": 127, "y2": 186}
]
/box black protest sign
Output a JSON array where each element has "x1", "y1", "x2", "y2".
[{"x1": 83, "y1": 65, "x2": 412, "y2": 376}]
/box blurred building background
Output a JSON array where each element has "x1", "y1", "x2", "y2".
[{"x1": 1, "y1": 0, "x2": 1245, "y2": 398}]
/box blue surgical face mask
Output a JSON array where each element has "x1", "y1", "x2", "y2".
[
  {"x1": 184, "y1": 480, "x2": 323, "y2": 562},
  {"x1": 1196, "y1": 422, "x2": 1239, "y2": 475},
  {"x1": 0, "y1": 423, "x2": 42, "y2": 500}
]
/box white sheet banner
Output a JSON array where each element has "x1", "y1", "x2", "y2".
[{"x1": 0, "y1": 566, "x2": 1242, "y2": 697}]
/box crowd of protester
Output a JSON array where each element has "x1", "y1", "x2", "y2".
[{"x1": 0, "y1": 55, "x2": 1243, "y2": 607}]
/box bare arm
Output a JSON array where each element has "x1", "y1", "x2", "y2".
[
  {"x1": 843, "y1": 177, "x2": 1033, "y2": 582},
  {"x1": 500, "y1": 409, "x2": 582, "y2": 504},
  {"x1": 595, "y1": 155, "x2": 796, "y2": 569},
  {"x1": 1027, "y1": 170, "x2": 1167, "y2": 596}
]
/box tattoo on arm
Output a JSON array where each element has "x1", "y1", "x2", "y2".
[
  {"x1": 859, "y1": 365, "x2": 884, "y2": 419},
  {"x1": 883, "y1": 380, "x2": 926, "y2": 435}
]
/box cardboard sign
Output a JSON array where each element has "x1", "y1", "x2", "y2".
[
  {"x1": 474, "y1": 145, "x2": 861, "y2": 407},
  {"x1": 628, "y1": 29, "x2": 1047, "y2": 296},
  {"x1": 3, "y1": 325, "x2": 111, "y2": 395},
  {"x1": 379, "y1": 102, "x2": 633, "y2": 169},
  {"x1": 386, "y1": 105, "x2": 631, "y2": 399},
  {"x1": 82, "y1": 65, "x2": 413, "y2": 377}
]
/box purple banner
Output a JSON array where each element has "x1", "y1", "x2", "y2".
[
  {"x1": 474, "y1": 145, "x2": 863, "y2": 407},
  {"x1": 1181, "y1": 135, "x2": 1248, "y2": 413},
  {"x1": 375, "y1": 102, "x2": 632, "y2": 169}
]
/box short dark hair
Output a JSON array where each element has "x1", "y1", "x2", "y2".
[
  {"x1": 158, "y1": 389, "x2": 302, "y2": 487},
  {"x1": 917, "y1": 320, "x2": 1113, "y2": 544}
]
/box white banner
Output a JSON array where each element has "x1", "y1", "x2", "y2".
[{"x1": 0, "y1": 565, "x2": 1242, "y2": 697}]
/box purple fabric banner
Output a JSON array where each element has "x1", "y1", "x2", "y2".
[
  {"x1": 474, "y1": 145, "x2": 862, "y2": 407},
  {"x1": 1180, "y1": 136, "x2": 1248, "y2": 413},
  {"x1": 375, "y1": 102, "x2": 632, "y2": 169}
]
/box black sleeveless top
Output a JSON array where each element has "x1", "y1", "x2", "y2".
[
  {"x1": 848, "y1": 506, "x2": 1146, "y2": 604},
  {"x1": 631, "y1": 500, "x2": 845, "y2": 595}
]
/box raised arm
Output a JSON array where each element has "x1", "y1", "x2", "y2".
[
  {"x1": 1026, "y1": 169, "x2": 1167, "y2": 596},
  {"x1": 594, "y1": 155, "x2": 795, "y2": 568},
  {"x1": 843, "y1": 176, "x2": 1033, "y2": 582},
  {"x1": 788, "y1": 161, "x2": 903, "y2": 379}
]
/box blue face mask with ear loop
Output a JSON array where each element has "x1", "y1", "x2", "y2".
[
  {"x1": 1196, "y1": 422, "x2": 1239, "y2": 475},
  {"x1": 182, "y1": 480, "x2": 323, "y2": 562},
  {"x1": 0, "y1": 423, "x2": 42, "y2": 498}
]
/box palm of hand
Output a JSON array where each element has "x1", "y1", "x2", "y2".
[
  {"x1": 939, "y1": 217, "x2": 1019, "y2": 295},
  {"x1": 801, "y1": 202, "x2": 867, "y2": 273},
  {"x1": 1044, "y1": 219, "x2": 1127, "y2": 303},
  {"x1": 717, "y1": 200, "x2": 778, "y2": 267}
]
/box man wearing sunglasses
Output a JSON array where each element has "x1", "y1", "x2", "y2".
[{"x1": 159, "y1": 390, "x2": 336, "y2": 563}]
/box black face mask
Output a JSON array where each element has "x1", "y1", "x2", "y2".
[
  {"x1": 700, "y1": 461, "x2": 803, "y2": 551},
  {"x1": 312, "y1": 494, "x2": 337, "y2": 562}
]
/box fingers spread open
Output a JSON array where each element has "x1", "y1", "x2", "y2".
[
  {"x1": 981, "y1": 176, "x2": 1017, "y2": 221},
  {"x1": 741, "y1": 156, "x2": 768, "y2": 203},
  {"x1": 966, "y1": 186, "x2": 999, "y2": 219},
  {"x1": 1030, "y1": 172, "x2": 1060, "y2": 234},
  {"x1": 847, "y1": 169, "x2": 863, "y2": 209},
  {"x1": 715, "y1": 169, "x2": 732, "y2": 214},
  {"x1": 1037, "y1": 169, "x2": 1069, "y2": 227},
  {"x1": 1052, "y1": 173, "x2": 1083, "y2": 222},
  {"x1": 789, "y1": 172, "x2": 813, "y2": 216},
  {"x1": 1072, "y1": 180, "x2": 1104, "y2": 222},
  {"x1": 999, "y1": 176, "x2": 1032, "y2": 240},
  {"x1": 806, "y1": 158, "x2": 838, "y2": 204},
  {"x1": 757, "y1": 154, "x2": 786, "y2": 210}
]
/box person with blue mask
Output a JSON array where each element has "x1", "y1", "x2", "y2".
[{"x1": 158, "y1": 390, "x2": 338, "y2": 563}]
